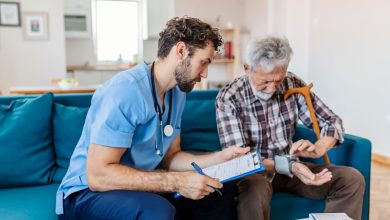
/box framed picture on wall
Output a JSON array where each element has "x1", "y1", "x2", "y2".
[
  {"x1": 0, "y1": 1, "x2": 21, "y2": 26},
  {"x1": 22, "y1": 12, "x2": 49, "y2": 41}
]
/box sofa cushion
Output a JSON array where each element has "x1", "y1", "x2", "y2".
[
  {"x1": 181, "y1": 90, "x2": 221, "y2": 152},
  {"x1": 53, "y1": 103, "x2": 88, "y2": 182},
  {"x1": 0, "y1": 183, "x2": 59, "y2": 220},
  {"x1": 271, "y1": 192, "x2": 324, "y2": 219},
  {"x1": 0, "y1": 93, "x2": 55, "y2": 187}
]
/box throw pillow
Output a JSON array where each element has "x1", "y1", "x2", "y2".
[
  {"x1": 0, "y1": 93, "x2": 55, "y2": 187},
  {"x1": 52, "y1": 103, "x2": 88, "y2": 182}
]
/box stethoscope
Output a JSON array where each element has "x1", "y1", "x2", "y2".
[{"x1": 150, "y1": 62, "x2": 174, "y2": 156}]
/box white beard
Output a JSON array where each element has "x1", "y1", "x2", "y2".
[
  {"x1": 255, "y1": 91, "x2": 274, "y2": 101},
  {"x1": 249, "y1": 80, "x2": 274, "y2": 101}
]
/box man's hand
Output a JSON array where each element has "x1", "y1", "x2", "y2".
[
  {"x1": 174, "y1": 171, "x2": 223, "y2": 200},
  {"x1": 291, "y1": 162, "x2": 332, "y2": 186},
  {"x1": 219, "y1": 145, "x2": 250, "y2": 162},
  {"x1": 289, "y1": 139, "x2": 327, "y2": 158}
]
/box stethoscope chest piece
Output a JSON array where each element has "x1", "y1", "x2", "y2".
[{"x1": 163, "y1": 124, "x2": 174, "y2": 137}]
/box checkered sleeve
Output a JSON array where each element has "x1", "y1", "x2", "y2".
[
  {"x1": 292, "y1": 75, "x2": 345, "y2": 143},
  {"x1": 216, "y1": 97, "x2": 246, "y2": 148}
]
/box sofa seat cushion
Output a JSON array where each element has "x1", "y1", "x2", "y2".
[
  {"x1": 270, "y1": 192, "x2": 324, "y2": 220},
  {"x1": 52, "y1": 103, "x2": 88, "y2": 182},
  {"x1": 0, "y1": 183, "x2": 59, "y2": 220},
  {"x1": 0, "y1": 93, "x2": 55, "y2": 187}
]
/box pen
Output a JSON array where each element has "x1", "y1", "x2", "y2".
[{"x1": 191, "y1": 162, "x2": 223, "y2": 196}]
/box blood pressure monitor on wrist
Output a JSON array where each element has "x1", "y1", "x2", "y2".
[{"x1": 274, "y1": 155, "x2": 299, "y2": 177}]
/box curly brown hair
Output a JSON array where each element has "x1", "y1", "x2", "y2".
[{"x1": 157, "y1": 16, "x2": 223, "y2": 58}]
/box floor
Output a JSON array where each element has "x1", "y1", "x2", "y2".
[{"x1": 370, "y1": 161, "x2": 390, "y2": 220}]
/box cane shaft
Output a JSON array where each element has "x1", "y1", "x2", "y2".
[
  {"x1": 303, "y1": 91, "x2": 330, "y2": 165},
  {"x1": 284, "y1": 83, "x2": 330, "y2": 165}
]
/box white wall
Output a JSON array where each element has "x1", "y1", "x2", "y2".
[
  {"x1": 243, "y1": 0, "x2": 269, "y2": 38},
  {"x1": 174, "y1": 0, "x2": 247, "y2": 81},
  {"x1": 174, "y1": 0, "x2": 244, "y2": 28},
  {"x1": 242, "y1": 0, "x2": 269, "y2": 79},
  {"x1": 65, "y1": 38, "x2": 95, "y2": 65},
  {"x1": 308, "y1": 0, "x2": 390, "y2": 157},
  {"x1": 251, "y1": 0, "x2": 390, "y2": 156},
  {"x1": 243, "y1": 0, "x2": 310, "y2": 81},
  {"x1": 142, "y1": 0, "x2": 175, "y2": 63},
  {"x1": 284, "y1": 0, "x2": 310, "y2": 81},
  {"x1": 0, "y1": 0, "x2": 66, "y2": 93}
]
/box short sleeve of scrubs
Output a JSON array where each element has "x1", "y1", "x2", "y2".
[{"x1": 90, "y1": 81, "x2": 145, "y2": 148}]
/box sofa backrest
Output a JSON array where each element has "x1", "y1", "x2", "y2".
[
  {"x1": 0, "y1": 91, "x2": 372, "y2": 170},
  {"x1": 0, "y1": 91, "x2": 371, "y2": 219},
  {"x1": 181, "y1": 90, "x2": 221, "y2": 152},
  {"x1": 53, "y1": 93, "x2": 93, "y2": 108},
  {"x1": 0, "y1": 91, "x2": 372, "y2": 172},
  {"x1": 0, "y1": 90, "x2": 371, "y2": 187},
  {"x1": 0, "y1": 93, "x2": 93, "y2": 108}
]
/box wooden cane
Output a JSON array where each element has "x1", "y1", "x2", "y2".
[{"x1": 284, "y1": 83, "x2": 330, "y2": 165}]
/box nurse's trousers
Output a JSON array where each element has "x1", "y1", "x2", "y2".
[{"x1": 58, "y1": 181, "x2": 238, "y2": 220}]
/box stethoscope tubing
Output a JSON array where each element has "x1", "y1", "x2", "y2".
[{"x1": 150, "y1": 62, "x2": 173, "y2": 156}]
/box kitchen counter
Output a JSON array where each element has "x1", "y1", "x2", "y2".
[{"x1": 66, "y1": 63, "x2": 136, "y2": 72}]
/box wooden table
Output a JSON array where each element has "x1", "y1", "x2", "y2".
[{"x1": 9, "y1": 85, "x2": 101, "y2": 95}]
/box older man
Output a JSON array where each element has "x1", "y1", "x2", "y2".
[{"x1": 216, "y1": 36, "x2": 365, "y2": 220}]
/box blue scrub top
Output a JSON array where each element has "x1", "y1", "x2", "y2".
[{"x1": 56, "y1": 62, "x2": 186, "y2": 214}]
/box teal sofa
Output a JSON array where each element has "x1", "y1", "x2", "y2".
[{"x1": 0, "y1": 90, "x2": 371, "y2": 220}]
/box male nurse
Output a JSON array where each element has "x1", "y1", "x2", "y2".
[{"x1": 56, "y1": 16, "x2": 249, "y2": 220}]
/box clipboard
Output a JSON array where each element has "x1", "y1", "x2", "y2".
[
  {"x1": 202, "y1": 151, "x2": 264, "y2": 183},
  {"x1": 174, "y1": 152, "x2": 264, "y2": 198}
]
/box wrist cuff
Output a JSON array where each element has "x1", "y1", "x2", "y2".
[{"x1": 274, "y1": 155, "x2": 298, "y2": 177}]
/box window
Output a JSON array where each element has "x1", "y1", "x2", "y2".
[{"x1": 94, "y1": 0, "x2": 142, "y2": 63}]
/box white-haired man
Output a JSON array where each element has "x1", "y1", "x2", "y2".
[{"x1": 216, "y1": 36, "x2": 365, "y2": 220}]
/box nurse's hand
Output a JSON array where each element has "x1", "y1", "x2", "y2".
[
  {"x1": 174, "y1": 171, "x2": 222, "y2": 200},
  {"x1": 219, "y1": 145, "x2": 250, "y2": 162}
]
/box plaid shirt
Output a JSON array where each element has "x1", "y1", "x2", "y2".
[{"x1": 216, "y1": 72, "x2": 344, "y2": 159}]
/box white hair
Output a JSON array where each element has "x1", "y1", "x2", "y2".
[{"x1": 245, "y1": 36, "x2": 293, "y2": 73}]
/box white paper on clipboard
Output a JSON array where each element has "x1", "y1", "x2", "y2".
[{"x1": 202, "y1": 152, "x2": 264, "y2": 183}]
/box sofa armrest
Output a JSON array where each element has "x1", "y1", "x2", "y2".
[
  {"x1": 293, "y1": 124, "x2": 371, "y2": 175},
  {"x1": 293, "y1": 124, "x2": 371, "y2": 220}
]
